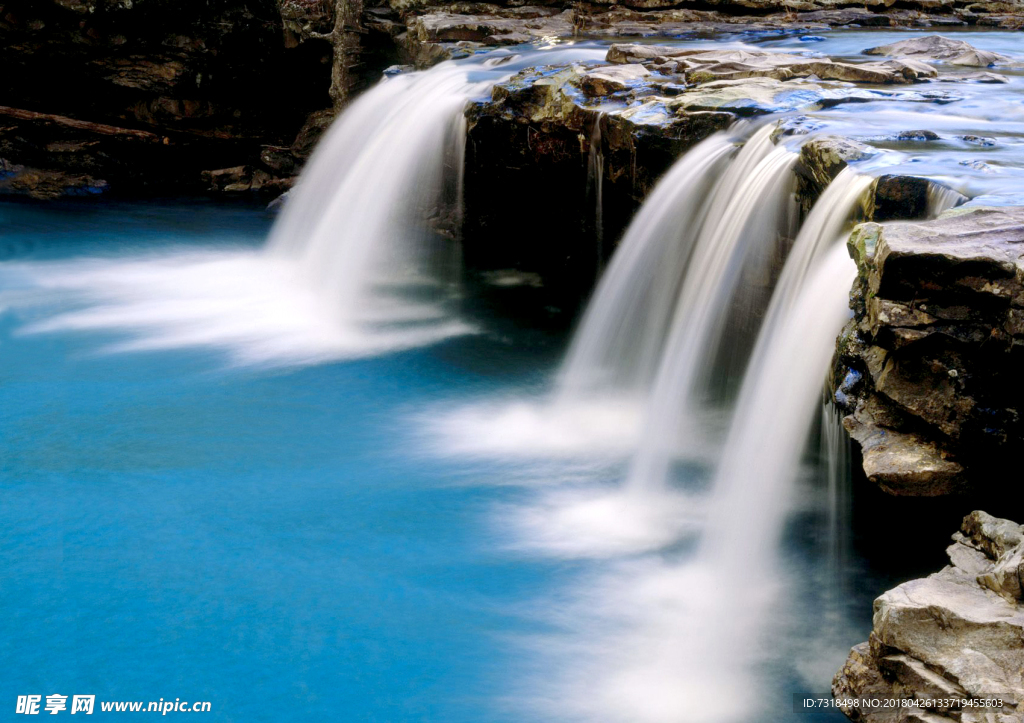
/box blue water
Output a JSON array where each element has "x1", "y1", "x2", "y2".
[
  {"x1": 0, "y1": 199, "x2": 886, "y2": 723},
  {"x1": 0, "y1": 200, "x2": 571, "y2": 722}
]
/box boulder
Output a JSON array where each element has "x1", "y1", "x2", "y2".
[
  {"x1": 833, "y1": 511, "x2": 1024, "y2": 722},
  {"x1": 864, "y1": 35, "x2": 1011, "y2": 67}
]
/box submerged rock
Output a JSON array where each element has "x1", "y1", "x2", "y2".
[
  {"x1": 834, "y1": 511, "x2": 1024, "y2": 721},
  {"x1": 864, "y1": 35, "x2": 1012, "y2": 67},
  {"x1": 834, "y1": 206, "x2": 1024, "y2": 495}
]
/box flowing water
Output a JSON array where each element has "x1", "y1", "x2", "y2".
[{"x1": 2, "y1": 28, "x2": 1022, "y2": 723}]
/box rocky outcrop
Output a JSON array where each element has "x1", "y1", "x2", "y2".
[
  {"x1": 462, "y1": 61, "x2": 736, "y2": 312},
  {"x1": 833, "y1": 206, "x2": 1024, "y2": 496},
  {"x1": 606, "y1": 45, "x2": 939, "y2": 84},
  {"x1": 833, "y1": 511, "x2": 1024, "y2": 722}
]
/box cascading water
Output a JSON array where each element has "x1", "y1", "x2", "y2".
[
  {"x1": 558, "y1": 132, "x2": 736, "y2": 400},
  {"x1": 586, "y1": 113, "x2": 607, "y2": 271},
  {"x1": 625, "y1": 124, "x2": 799, "y2": 490},
  {"x1": 266, "y1": 64, "x2": 492, "y2": 323},
  {"x1": 0, "y1": 49, "x2": 605, "y2": 367}
]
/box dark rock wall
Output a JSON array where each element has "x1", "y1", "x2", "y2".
[
  {"x1": 462, "y1": 65, "x2": 734, "y2": 315},
  {"x1": 0, "y1": 0, "x2": 391, "y2": 197}
]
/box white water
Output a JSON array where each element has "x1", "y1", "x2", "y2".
[
  {"x1": 516, "y1": 240, "x2": 862, "y2": 723},
  {"x1": 0, "y1": 52, "x2": 613, "y2": 366},
  {"x1": 703, "y1": 242, "x2": 858, "y2": 567},
  {"x1": 625, "y1": 124, "x2": 799, "y2": 490},
  {"x1": 559, "y1": 132, "x2": 736, "y2": 399},
  {"x1": 927, "y1": 181, "x2": 969, "y2": 216}
]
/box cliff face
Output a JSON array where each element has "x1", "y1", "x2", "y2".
[
  {"x1": 832, "y1": 207, "x2": 1024, "y2": 496},
  {"x1": 834, "y1": 511, "x2": 1024, "y2": 723}
]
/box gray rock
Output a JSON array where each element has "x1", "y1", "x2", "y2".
[
  {"x1": 581, "y1": 64, "x2": 650, "y2": 96},
  {"x1": 843, "y1": 395, "x2": 964, "y2": 495},
  {"x1": 864, "y1": 35, "x2": 1011, "y2": 67},
  {"x1": 834, "y1": 207, "x2": 1024, "y2": 496},
  {"x1": 606, "y1": 45, "x2": 938, "y2": 84},
  {"x1": 834, "y1": 512, "x2": 1024, "y2": 722}
]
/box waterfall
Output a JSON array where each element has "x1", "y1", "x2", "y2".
[
  {"x1": 4, "y1": 51, "x2": 629, "y2": 367},
  {"x1": 625, "y1": 124, "x2": 799, "y2": 490},
  {"x1": 927, "y1": 181, "x2": 968, "y2": 216},
  {"x1": 586, "y1": 113, "x2": 607, "y2": 273},
  {"x1": 702, "y1": 243, "x2": 859, "y2": 567},
  {"x1": 558, "y1": 132, "x2": 736, "y2": 400},
  {"x1": 267, "y1": 63, "x2": 495, "y2": 324}
]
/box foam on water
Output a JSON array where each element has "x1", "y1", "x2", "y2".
[{"x1": 0, "y1": 50, "x2": 608, "y2": 367}]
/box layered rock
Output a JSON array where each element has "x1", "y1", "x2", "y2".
[
  {"x1": 833, "y1": 206, "x2": 1024, "y2": 495},
  {"x1": 834, "y1": 511, "x2": 1024, "y2": 723}
]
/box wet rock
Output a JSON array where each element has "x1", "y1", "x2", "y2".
[
  {"x1": 959, "y1": 135, "x2": 997, "y2": 147},
  {"x1": 833, "y1": 511, "x2": 1024, "y2": 721},
  {"x1": 866, "y1": 175, "x2": 933, "y2": 221},
  {"x1": 939, "y1": 70, "x2": 1010, "y2": 83},
  {"x1": 667, "y1": 77, "x2": 950, "y2": 116},
  {"x1": 581, "y1": 64, "x2": 650, "y2": 96},
  {"x1": 201, "y1": 165, "x2": 294, "y2": 195},
  {"x1": 834, "y1": 207, "x2": 1024, "y2": 495},
  {"x1": 892, "y1": 130, "x2": 941, "y2": 141},
  {"x1": 843, "y1": 395, "x2": 964, "y2": 495},
  {"x1": 864, "y1": 35, "x2": 1011, "y2": 67},
  {"x1": 794, "y1": 134, "x2": 875, "y2": 212},
  {"x1": 463, "y1": 61, "x2": 733, "y2": 317},
  {"x1": 606, "y1": 45, "x2": 938, "y2": 84},
  {"x1": 0, "y1": 162, "x2": 109, "y2": 200}
]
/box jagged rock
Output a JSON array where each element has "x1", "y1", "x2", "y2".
[
  {"x1": 834, "y1": 512, "x2": 1024, "y2": 722},
  {"x1": 843, "y1": 394, "x2": 964, "y2": 495},
  {"x1": 463, "y1": 61, "x2": 733, "y2": 316},
  {"x1": 834, "y1": 207, "x2": 1024, "y2": 495},
  {"x1": 864, "y1": 35, "x2": 1012, "y2": 67}
]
